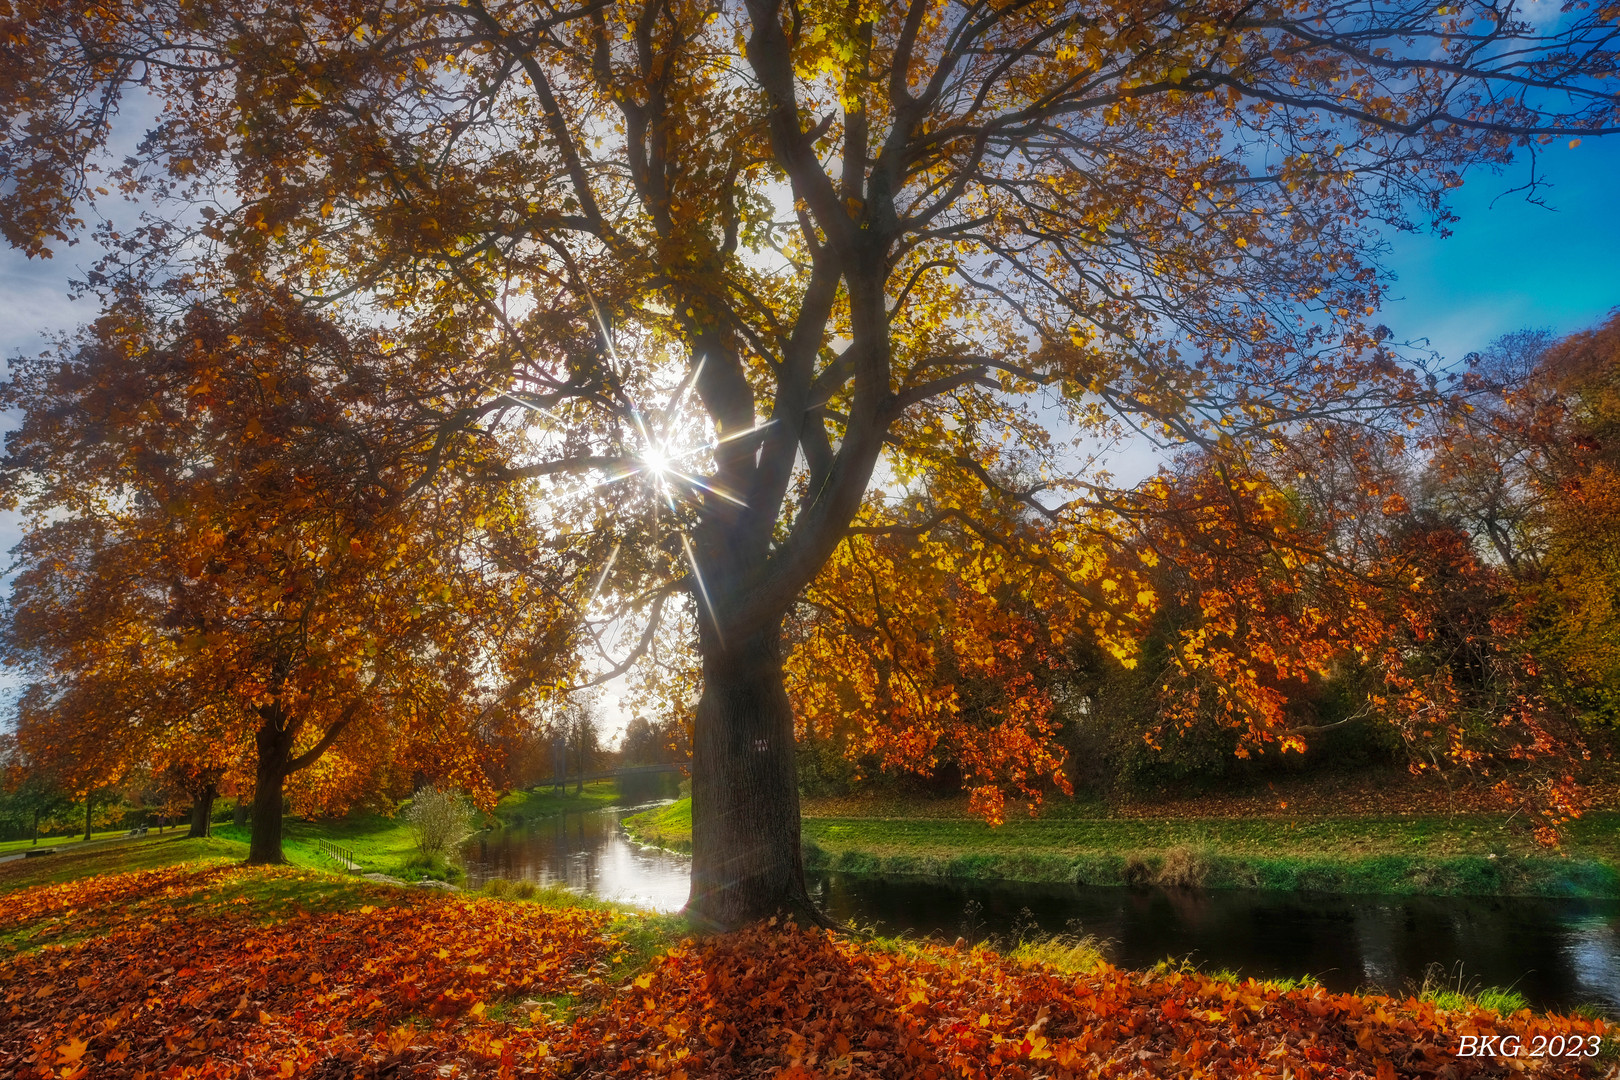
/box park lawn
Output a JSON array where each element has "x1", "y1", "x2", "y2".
[
  {"x1": 213, "y1": 812, "x2": 423, "y2": 877},
  {"x1": 0, "y1": 826, "x2": 173, "y2": 855},
  {"x1": 625, "y1": 798, "x2": 1620, "y2": 897},
  {"x1": 0, "y1": 842, "x2": 1610, "y2": 1079},
  {"x1": 0, "y1": 833, "x2": 246, "y2": 898}
]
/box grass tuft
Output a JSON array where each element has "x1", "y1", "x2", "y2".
[{"x1": 1156, "y1": 845, "x2": 1210, "y2": 889}]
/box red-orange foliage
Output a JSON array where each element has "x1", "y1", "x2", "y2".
[
  {"x1": 1, "y1": 294, "x2": 582, "y2": 861},
  {"x1": 1, "y1": 867, "x2": 1611, "y2": 1079}
]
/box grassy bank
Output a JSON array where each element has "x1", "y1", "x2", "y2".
[
  {"x1": 175, "y1": 781, "x2": 633, "y2": 881},
  {"x1": 622, "y1": 797, "x2": 691, "y2": 851},
  {"x1": 491, "y1": 781, "x2": 625, "y2": 825},
  {"x1": 624, "y1": 798, "x2": 1620, "y2": 897}
]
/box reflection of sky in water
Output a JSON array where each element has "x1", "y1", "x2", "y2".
[
  {"x1": 460, "y1": 802, "x2": 690, "y2": 913},
  {"x1": 1354, "y1": 901, "x2": 1400, "y2": 987},
  {"x1": 464, "y1": 808, "x2": 1620, "y2": 1015},
  {"x1": 1565, "y1": 917, "x2": 1620, "y2": 1012}
]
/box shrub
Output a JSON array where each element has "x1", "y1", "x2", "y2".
[
  {"x1": 482, "y1": 877, "x2": 514, "y2": 898},
  {"x1": 511, "y1": 880, "x2": 538, "y2": 900},
  {"x1": 406, "y1": 785, "x2": 474, "y2": 858},
  {"x1": 1124, "y1": 854, "x2": 1154, "y2": 887}
]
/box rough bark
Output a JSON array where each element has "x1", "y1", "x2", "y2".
[
  {"x1": 188, "y1": 783, "x2": 217, "y2": 838},
  {"x1": 686, "y1": 627, "x2": 820, "y2": 930},
  {"x1": 248, "y1": 714, "x2": 293, "y2": 864}
]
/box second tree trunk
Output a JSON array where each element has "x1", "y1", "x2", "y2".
[{"x1": 188, "y1": 783, "x2": 217, "y2": 838}]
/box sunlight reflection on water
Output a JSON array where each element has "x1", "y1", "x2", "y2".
[{"x1": 460, "y1": 801, "x2": 691, "y2": 912}]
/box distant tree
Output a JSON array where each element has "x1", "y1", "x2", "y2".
[
  {"x1": 0, "y1": 736, "x2": 76, "y2": 845},
  {"x1": 619, "y1": 716, "x2": 688, "y2": 767},
  {"x1": 1, "y1": 293, "x2": 581, "y2": 863},
  {"x1": 551, "y1": 698, "x2": 604, "y2": 796}
]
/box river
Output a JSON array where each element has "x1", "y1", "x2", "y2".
[{"x1": 460, "y1": 802, "x2": 1620, "y2": 1016}]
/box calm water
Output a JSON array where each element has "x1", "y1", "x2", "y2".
[{"x1": 461, "y1": 804, "x2": 1620, "y2": 1015}]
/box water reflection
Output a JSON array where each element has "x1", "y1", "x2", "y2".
[
  {"x1": 461, "y1": 802, "x2": 690, "y2": 912},
  {"x1": 811, "y1": 874, "x2": 1620, "y2": 1014},
  {"x1": 463, "y1": 806, "x2": 1620, "y2": 1015}
]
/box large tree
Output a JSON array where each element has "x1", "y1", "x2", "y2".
[{"x1": 2, "y1": 0, "x2": 1615, "y2": 925}]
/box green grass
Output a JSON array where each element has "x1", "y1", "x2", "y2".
[
  {"x1": 0, "y1": 827, "x2": 178, "y2": 855},
  {"x1": 0, "y1": 833, "x2": 246, "y2": 894},
  {"x1": 159, "y1": 781, "x2": 636, "y2": 881},
  {"x1": 213, "y1": 811, "x2": 424, "y2": 877},
  {"x1": 491, "y1": 781, "x2": 625, "y2": 825},
  {"x1": 623, "y1": 798, "x2": 692, "y2": 852},
  {"x1": 627, "y1": 797, "x2": 1620, "y2": 897}
]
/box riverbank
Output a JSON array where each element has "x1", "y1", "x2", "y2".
[
  {"x1": 1, "y1": 841, "x2": 1610, "y2": 1078},
  {"x1": 184, "y1": 782, "x2": 631, "y2": 881},
  {"x1": 623, "y1": 797, "x2": 1620, "y2": 898}
]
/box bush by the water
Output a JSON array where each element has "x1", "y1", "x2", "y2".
[{"x1": 406, "y1": 785, "x2": 474, "y2": 858}]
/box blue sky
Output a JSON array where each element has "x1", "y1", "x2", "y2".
[{"x1": 1379, "y1": 136, "x2": 1620, "y2": 363}]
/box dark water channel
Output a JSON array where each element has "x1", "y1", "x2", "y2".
[{"x1": 462, "y1": 804, "x2": 1620, "y2": 1016}]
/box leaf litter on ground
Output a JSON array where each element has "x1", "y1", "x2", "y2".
[{"x1": 0, "y1": 865, "x2": 1611, "y2": 1078}]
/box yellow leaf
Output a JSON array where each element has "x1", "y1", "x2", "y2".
[{"x1": 56, "y1": 1037, "x2": 89, "y2": 1065}]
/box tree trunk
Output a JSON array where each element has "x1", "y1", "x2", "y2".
[
  {"x1": 686, "y1": 628, "x2": 816, "y2": 930},
  {"x1": 574, "y1": 727, "x2": 585, "y2": 796},
  {"x1": 234, "y1": 797, "x2": 249, "y2": 828},
  {"x1": 188, "y1": 783, "x2": 217, "y2": 838},
  {"x1": 83, "y1": 796, "x2": 93, "y2": 841},
  {"x1": 32, "y1": 808, "x2": 39, "y2": 845},
  {"x1": 248, "y1": 715, "x2": 293, "y2": 864}
]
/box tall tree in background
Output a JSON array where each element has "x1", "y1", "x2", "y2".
[
  {"x1": 0, "y1": 735, "x2": 76, "y2": 845},
  {"x1": 2, "y1": 0, "x2": 1616, "y2": 925},
  {"x1": 1536, "y1": 315, "x2": 1620, "y2": 727},
  {"x1": 1428, "y1": 315, "x2": 1620, "y2": 729},
  {"x1": 1, "y1": 294, "x2": 578, "y2": 862}
]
